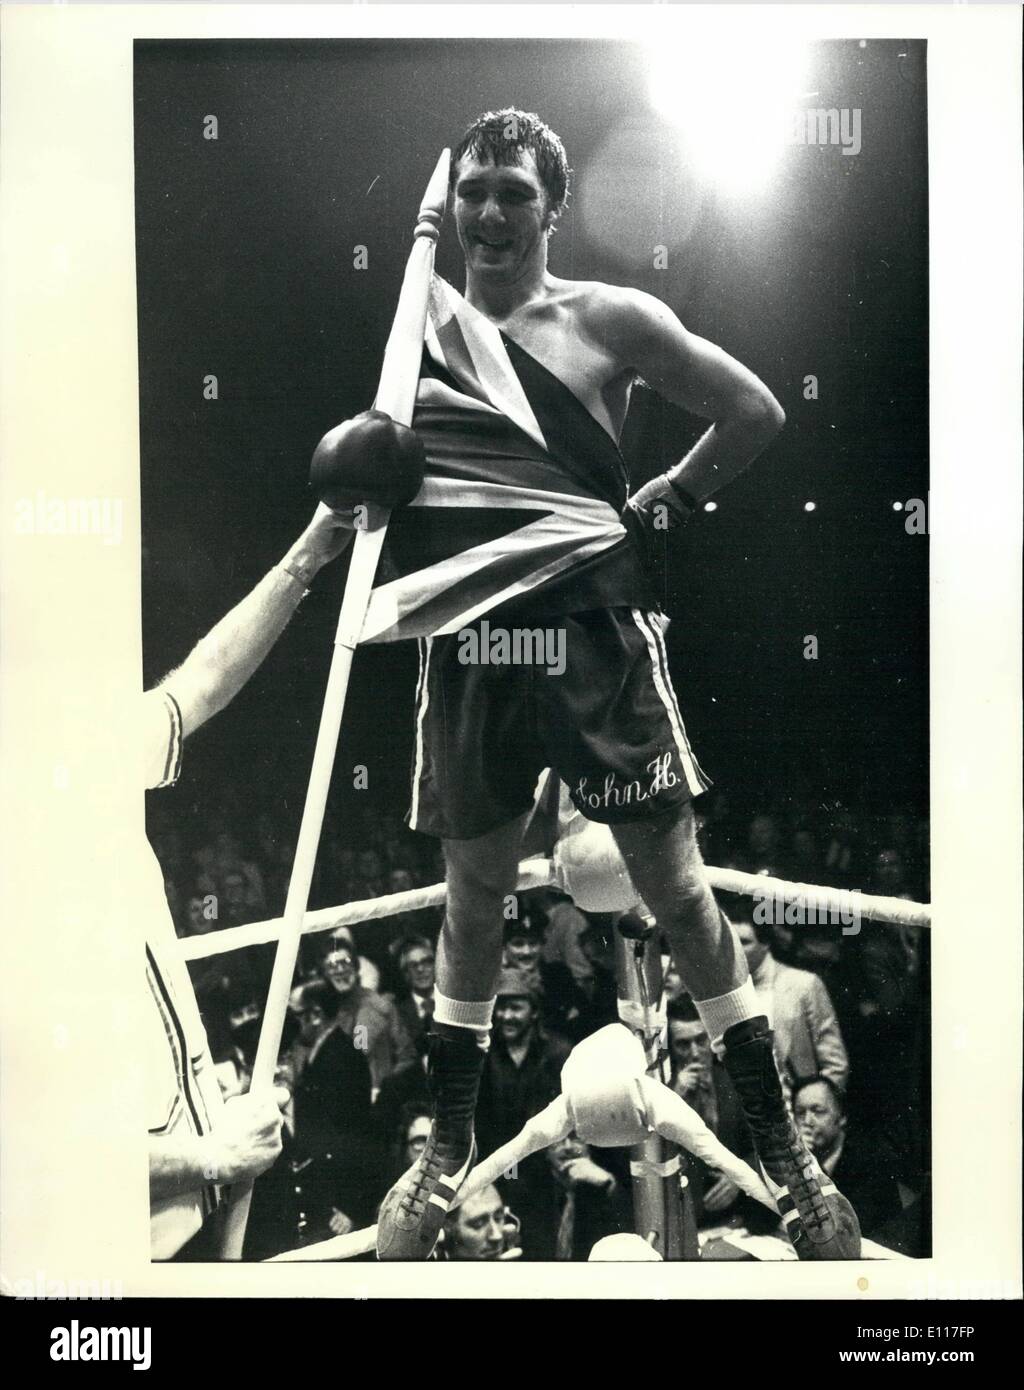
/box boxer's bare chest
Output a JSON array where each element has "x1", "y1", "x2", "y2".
[{"x1": 480, "y1": 290, "x2": 634, "y2": 445}]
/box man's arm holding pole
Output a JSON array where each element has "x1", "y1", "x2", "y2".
[{"x1": 162, "y1": 507, "x2": 354, "y2": 738}]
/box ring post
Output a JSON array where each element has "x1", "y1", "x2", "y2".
[{"x1": 613, "y1": 915, "x2": 695, "y2": 1260}]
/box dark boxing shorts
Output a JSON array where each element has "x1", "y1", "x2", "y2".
[{"x1": 407, "y1": 607, "x2": 710, "y2": 841}]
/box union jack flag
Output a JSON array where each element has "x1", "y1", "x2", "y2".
[{"x1": 359, "y1": 276, "x2": 650, "y2": 644}]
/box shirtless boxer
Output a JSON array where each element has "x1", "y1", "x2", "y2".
[{"x1": 372, "y1": 110, "x2": 859, "y2": 1260}]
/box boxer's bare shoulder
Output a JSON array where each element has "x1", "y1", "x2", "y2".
[{"x1": 498, "y1": 277, "x2": 670, "y2": 441}]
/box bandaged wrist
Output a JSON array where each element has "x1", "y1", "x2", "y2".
[
  {"x1": 276, "y1": 562, "x2": 311, "y2": 596},
  {"x1": 666, "y1": 476, "x2": 700, "y2": 513}
]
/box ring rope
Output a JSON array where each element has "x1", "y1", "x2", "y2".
[{"x1": 179, "y1": 857, "x2": 930, "y2": 962}]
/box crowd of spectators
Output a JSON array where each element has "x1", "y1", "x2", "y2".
[{"x1": 149, "y1": 792, "x2": 931, "y2": 1261}]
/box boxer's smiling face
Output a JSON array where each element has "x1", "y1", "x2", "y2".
[{"x1": 454, "y1": 150, "x2": 555, "y2": 285}]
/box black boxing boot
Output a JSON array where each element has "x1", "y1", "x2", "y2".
[
  {"x1": 722, "y1": 1017, "x2": 862, "y2": 1260},
  {"x1": 376, "y1": 1024, "x2": 484, "y2": 1260}
]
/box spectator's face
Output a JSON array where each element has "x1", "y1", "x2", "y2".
[
  {"x1": 447, "y1": 1187, "x2": 507, "y2": 1260},
  {"x1": 736, "y1": 921, "x2": 770, "y2": 973},
  {"x1": 662, "y1": 965, "x2": 684, "y2": 1003},
  {"x1": 495, "y1": 996, "x2": 535, "y2": 1045},
  {"x1": 795, "y1": 1082, "x2": 845, "y2": 1159},
  {"x1": 298, "y1": 1003, "x2": 328, "y2": 1045},
  {"x1": 401, "y1": 946, "x2": 435, "y2": 995},
  {"x1": 389, "y1": 868, "x2": 414, "y2": 894},
  {"x1": 186, "y1": 896, "x2": 212, "y2": 934},
  {"x1": 505, "y1": 932, "x2": 541, "y2": 971},
  {"x1": 748, "y1": 816, "x2": 778, "y2": 856},
  {"x1": 668, "y1": 1020, "x2": 712, "y2": 1076},
  {"x1": 321, "y1": 949, "x2": 358, "y2": 997},
  {"x1": 548, "y1": 1133, "x2": 587, "y2": 1178},
  {"x1": 405, "y1": 1114, "x2": 432, "y2": 1167}
]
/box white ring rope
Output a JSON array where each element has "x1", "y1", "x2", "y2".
[{"x1": 179, "y1": 857, "x2": 930, "y2": 962}]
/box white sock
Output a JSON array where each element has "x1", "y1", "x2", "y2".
[
  {"x1": 693, "y1": 978, "x2": 763, "y2": 1055},
  {"x1": 433, "y1": 988, "x2": 495, "y2": 1039}
]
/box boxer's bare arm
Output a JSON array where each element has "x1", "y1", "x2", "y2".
[
  {"x1": 592, "y1": 285, "x2": 785, "y2": 502},
  {"x1": 159, "y1": 503, "x2": 353, "y2": 738}
]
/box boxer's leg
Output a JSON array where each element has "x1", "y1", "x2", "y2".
[
  {"x1": 610, "y1": 805, "x2": 860, "y2": 1259},
  {"x1": 611, "y1": 806, "x2": 861, "y2": 1262},
  {"x1": 437, "y1": 811, "x2": 530, "y2": 1000},
  {"x1": 377, "y1": 813, "x2": 528, "y2": 1260},
  {"x1": 609, "y1": 801, "x2": 745, "y2": 1001}
]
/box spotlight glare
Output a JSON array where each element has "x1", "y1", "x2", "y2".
[
  {"x1": 892, "y1": 501, "x2": 904, "y2": 511},
  {"x1": 804, "y1": 501, "x2": 817, "y2": 512},
  {"x1": 646, "y1": 40, "x2": 810, "y2": 196},
  {"x1": 704, "y1": 500, "x2": 718, "y2": 512}
]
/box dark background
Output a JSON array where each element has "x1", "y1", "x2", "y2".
[{"x1": 135, "y1": 38, "x2": 928, "y2": 841}]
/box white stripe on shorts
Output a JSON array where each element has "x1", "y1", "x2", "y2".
[
  {"x1": 630, "y1": 608, "x2": 709, "y2": 798},
  {"x1": 408, "y1": 637, "x2": 433, "y2": 831}
]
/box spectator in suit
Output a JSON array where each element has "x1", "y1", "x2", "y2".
[
  {"x1": 288, "y1": 981, "x2": 373, "y2": 1145},
  {"x1": 734, "y1": 915, "x2": 849, "y2": 1102},
  {"x1": 393, "y1": 1102, "x2": 432, "y2": 1175},
  {"x1": 393, "y1": 935, "x2": 436, "y2": 1051},
  {"x1": 244, "y1": 981, "x2": 378, "y2": 1258},
  {"x1": 666, "y1": 996, "x2": 753, "y2": 1226},
  {"x1": 793, "y1": 1076, "x2": 903, "y2": 1242},
  {"x1": 546, "y1": 1132, "x2": 632, "y2": 1259}
]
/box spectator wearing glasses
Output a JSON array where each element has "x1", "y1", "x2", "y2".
[
  {"x1": 318, "y1": 940, "x2": 415, "y2": 1096},
  {"x1": 393, "y1": 935, "x2": 437, "y2": 1050}
]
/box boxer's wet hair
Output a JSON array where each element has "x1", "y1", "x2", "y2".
[{"x1": 451, "y1": 108, "x2": 571, "y2": 214}]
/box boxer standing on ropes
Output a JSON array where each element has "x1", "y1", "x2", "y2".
[{"x1": 366, "y1": 110, "x2": 860, "y2": 1260}]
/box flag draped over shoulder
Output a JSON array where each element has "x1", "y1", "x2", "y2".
[{"x1": 359, "y1": 276, "x2": 653, "y2": 645}]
